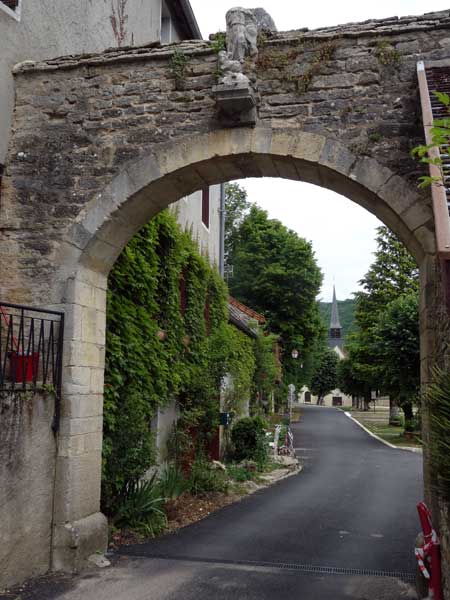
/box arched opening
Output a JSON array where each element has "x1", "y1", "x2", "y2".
[{"x1": 50, "y1": 126, "x2": 437, "y2": 573}]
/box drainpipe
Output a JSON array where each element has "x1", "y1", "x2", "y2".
[{"x1": 219, "y1": 183, "x2": 225, "y2": 278}]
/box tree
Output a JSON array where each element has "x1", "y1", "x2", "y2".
[
  {"x1": 354, "y1": 226, "x2": 418, "y2": 331},
  {"x1": 348, "y1": 225, "x2": 419, "y2": 419},
  {"x1": 224, "y1": 182, "x2": 251, "y2": 268},
  {"x1": 370, "y1": 292, "x2": 420, "y2": 421},
  {"x1": 311, "y1": 349, "x2": 338, "y2": 405},
  {"x1": 229, "y1": 204, "x2": 323, "y2": 359},
  {"x1": 337, "y1": 357, "x2": 366, "y2": 406}
]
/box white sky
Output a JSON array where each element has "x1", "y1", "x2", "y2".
[{"x1": 189, "y1": 0, "x2": 450, "y2": 300}]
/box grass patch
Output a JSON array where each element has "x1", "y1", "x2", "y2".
[{"x1": 357, "y1": 420, "x2": 421, "y2": 447}]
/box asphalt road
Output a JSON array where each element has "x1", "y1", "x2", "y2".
[{"x1": 9, "y1": 405, "x2": 424, "y2": 600}]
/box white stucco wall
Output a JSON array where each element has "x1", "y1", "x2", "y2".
[
  {"x1": 172, "y1": 185, "x2": 221, "y2": 266},
  {"x1": 152, "y1": 400, "x2": 180, "y2": 463},
  {"x1": 0, "y1": 0, "x2": 181, "y2": 163}
]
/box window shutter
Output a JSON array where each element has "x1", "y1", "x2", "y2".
[{"x1": 202, "y1": 187, "x2": 210, "y2": 228}]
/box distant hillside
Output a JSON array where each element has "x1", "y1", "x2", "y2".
[{"x1": 319, "y1": 298, "x2": 356, "y2": 341}]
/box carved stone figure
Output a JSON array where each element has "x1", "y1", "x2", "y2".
[
  {"x1": 225, "y1": 7, "x2": 258, "y2": 63},
  {"x1": 251, "y1": 8, "x2": 277, "y2": 32},
  {"x1": 217, "y1": 50, "x2": 249, "y2": 86}
]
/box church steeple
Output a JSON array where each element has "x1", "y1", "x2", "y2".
[{"x1": 328, "y1": 286, "x2": 342, "y2": 346}]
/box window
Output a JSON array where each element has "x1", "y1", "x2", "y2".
[
  {"x1": 0, "y1": 0, "x2": 21, "y2": 19},
  {"x1": 201, "y1": 187, "x2": 209, "y2": 229}
]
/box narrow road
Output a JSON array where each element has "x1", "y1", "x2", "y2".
[{"x1": 16, "y1": 406, "x2": 424, "y2": 600}]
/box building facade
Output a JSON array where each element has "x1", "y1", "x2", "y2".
[{"x1": 0, "y1": 0, "x2": 201, "y2": 166}]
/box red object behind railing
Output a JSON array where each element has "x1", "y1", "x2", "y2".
[{"x1": 9, "y1": 351, "x2": 39, "y2": 383}]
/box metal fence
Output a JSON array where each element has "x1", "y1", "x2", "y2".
[{"x1": 0, "y1": 302, "x2": 64, "y2": 405}]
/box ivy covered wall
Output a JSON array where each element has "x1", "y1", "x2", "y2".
[{"x1": 102, "y1": 210, "x2": 276, "y2": 514}]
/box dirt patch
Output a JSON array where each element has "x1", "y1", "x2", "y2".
[{"x1": 109, "y1": 491, "x2": 241, "y2": 549}]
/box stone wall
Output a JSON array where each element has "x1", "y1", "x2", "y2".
[
  {"x1": 0, "y1": 0, "x2": 198, "y2": 163},
  {"x1": 0, "y1": 392, "x2": 57, "y2": 589},
  {"x1": 1, "y1": 9, "x2": 450, "y2": 594}
]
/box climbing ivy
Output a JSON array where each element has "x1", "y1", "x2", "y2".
[{"x1": 101, "y1": 210, "x2": 261, "y2": 514}]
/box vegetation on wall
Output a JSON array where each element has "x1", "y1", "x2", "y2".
[{"x1": 102, "y1": 209, "x2": 279, "y2": 515}]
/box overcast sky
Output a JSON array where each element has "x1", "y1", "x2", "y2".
[{"x1": 189, "y1": 0, "x2": 449, "y2": 301}]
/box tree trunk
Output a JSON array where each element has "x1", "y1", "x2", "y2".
[
  {"x1": 402, "y1": 402, "x2": 413, "y2": 422},
  {"x1": 389, "y1": 397, "x2": 402, "y2": 425}
]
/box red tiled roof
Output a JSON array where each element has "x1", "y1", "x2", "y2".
[
  {"x1": 228, "y1": 296, "x2": 265, "y2": 324},
  {"x1": 1, "y1": 0, "x2": 19, "y2": 10}
]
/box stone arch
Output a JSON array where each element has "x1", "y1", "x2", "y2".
[
  {"x1": 64, "y1": 127, "x2": 434, "y2": 279},
  {"x1": 52, "y1": 125, "x2": 437, "y2": 575}
]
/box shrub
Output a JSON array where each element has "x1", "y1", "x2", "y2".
[
  {"x1": 158, "y1": 463, "x2": 189, "y2": 500},
  {"x1": 231, "y1": 416, "x2": 269, "y2": 466},
  {"x1": 227, "y1": 464, "x2": 254, "y2": 482},
  {"x1": 423, "y1": 367, "x2": 450, "y2": 500},
  {"x1": 188, "y1": 458, "x2": 229, "y2": 495},
  {"x1": 114, "y1": 473, "x2": 167, "y2": 537}
]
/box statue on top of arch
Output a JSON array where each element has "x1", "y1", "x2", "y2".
[{"x1": 217, "y1": 6, "x2": 276, "y2": 87}]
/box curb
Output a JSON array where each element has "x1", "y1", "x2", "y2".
[
  {"x1": 242, "y1": 464, "x2": 303, "y2": 495},
  {"x1": 342, "y1": 410, "x2": 423, "y2": 454}
]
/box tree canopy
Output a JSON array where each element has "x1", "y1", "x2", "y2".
[
  {"x1": 310, "y1": 348, "x2": 339, "y2": 403},
  {"x1": 228, "y1": 202, "x2": 323, "y2": 348},
  {"x1": 345, "y1": 225, "x2": 419, "y2": 417}
]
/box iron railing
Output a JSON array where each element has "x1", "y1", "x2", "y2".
[{"x1": 0, "y1": 302, "x2": 64, "y2": 408}]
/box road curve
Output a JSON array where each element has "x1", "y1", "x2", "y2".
[{"x1": 10, "y1": 405, "x2": 423, "y2": 600}]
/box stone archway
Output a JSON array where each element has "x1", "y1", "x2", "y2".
[
  {"x1": 51, "y1": 126, "x2": 437, "y2": 573},
  {"x1": 1, "y1": 9, "x2": 450, "y2": 592}
]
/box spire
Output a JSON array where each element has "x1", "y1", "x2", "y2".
[{"x1": 330, "y1": 285, "x2": 342, "y2": 330}]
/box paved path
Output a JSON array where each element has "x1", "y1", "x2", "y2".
[{"x1": 11, "y1": 406, "x2": 423, "y2": 599}]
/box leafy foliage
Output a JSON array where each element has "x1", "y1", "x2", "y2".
[
  {"x1": 226, "y1": 197, "x2": 323, "y2": 389},
  {"x1": 231, "y1": 416, "x2": 269, "y2": 466},
  {"x1": 157, "y1": 464, "x2": 189, "y2": 500},
  {"x1": 370, "y1": 292, "x2": 420, "y2": 419},
  {"x1": 188, "y1": 458, "x2": 229, "y2": 495},
  {"x1": 355, "y1": 226, "x2": 418, "y2": 331},
  {"x1": 224, "y1": 182, "x2": 251, "y2": 268},
  {"x1": 344, "y1": 226, "x2": 419, "y2": 414},
  {"x1": 412, "y1": 91, "x2": 450, "y2": 188},
  {"x1": 102, "y1": 210, "x2": 256, "y2": 514},
  {"x1": 423, "y1": 367, "x2": 450, "y2": 500},
  {"x1": 310, "y1": 348, "x2": 338, "y2": 403},
  {"x1": 114, "y1": 473, "x2": 167, "y2": 537}
]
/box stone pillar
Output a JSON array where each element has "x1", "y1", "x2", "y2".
[
  {"x1": 419, "y1": 254, "x2": 450, "y2": 599},
  {"x1": 51, "y1": 267, "x2": 108, "y2": 572}
]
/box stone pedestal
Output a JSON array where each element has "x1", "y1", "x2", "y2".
[{"x1": 212, "y1": 83, "x2": 257, "y2": 127}]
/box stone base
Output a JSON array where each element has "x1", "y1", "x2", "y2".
[
  {"x1": 52, "y1": 512, "x2": 108, "y2": 573},
  {"x1": 212, "y1": 83, "x2": 257, "y2": 127}
]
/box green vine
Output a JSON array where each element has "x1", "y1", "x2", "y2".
[
  {"x1": 210, "y1": 32, "x2": 226, "y2": 54},
  {"x1": 102, "y1": 210, "x2": 266, "y2": 514},
  {"x1": 170, "y1": 48, "x2": 188, "y2": 90},
  {"x1": 374, "y1": 40, "x2": 400, "y2": 66},
  {"x1": 256, "y1": 38, "x2": 336, "y2": 95},
  {"x1": 296, "y1": 40, "x2": 336, "y2": 94}
]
